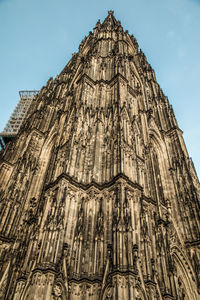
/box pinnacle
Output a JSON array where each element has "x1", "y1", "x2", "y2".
[{"x1": 101, "y1": 10, "x2": 120, "y2": 31}]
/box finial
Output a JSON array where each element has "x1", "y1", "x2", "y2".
[
  {"x1": 95, "y1": 19, "x2": 101, "y2": 28},
  {"x1": 108, "y1": 10, "x2": 114, "y2": 15}
]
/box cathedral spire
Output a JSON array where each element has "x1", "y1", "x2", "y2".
[
  {"x1": 101, "y1": 10, "x2": 118, "y2": 30},
  {"x1": 0, "y1": 12, "x2": 199, "y2": 300}
]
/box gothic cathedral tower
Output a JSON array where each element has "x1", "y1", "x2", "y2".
[{"x1": 0, "y1": 11, "x2": 199, "y2": 300}]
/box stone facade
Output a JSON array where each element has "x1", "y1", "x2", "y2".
[{"x1": 0, "y1": 11, "x2": 199, "y2": 300}]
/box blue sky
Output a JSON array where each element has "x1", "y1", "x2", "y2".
[{"x1": 0, "y1": 0, "x2": 199, "y2": 178}]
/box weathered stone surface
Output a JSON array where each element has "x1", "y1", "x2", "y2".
[{"x1": 0, "y1": 11, "x2": 199, "y2": 300}]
